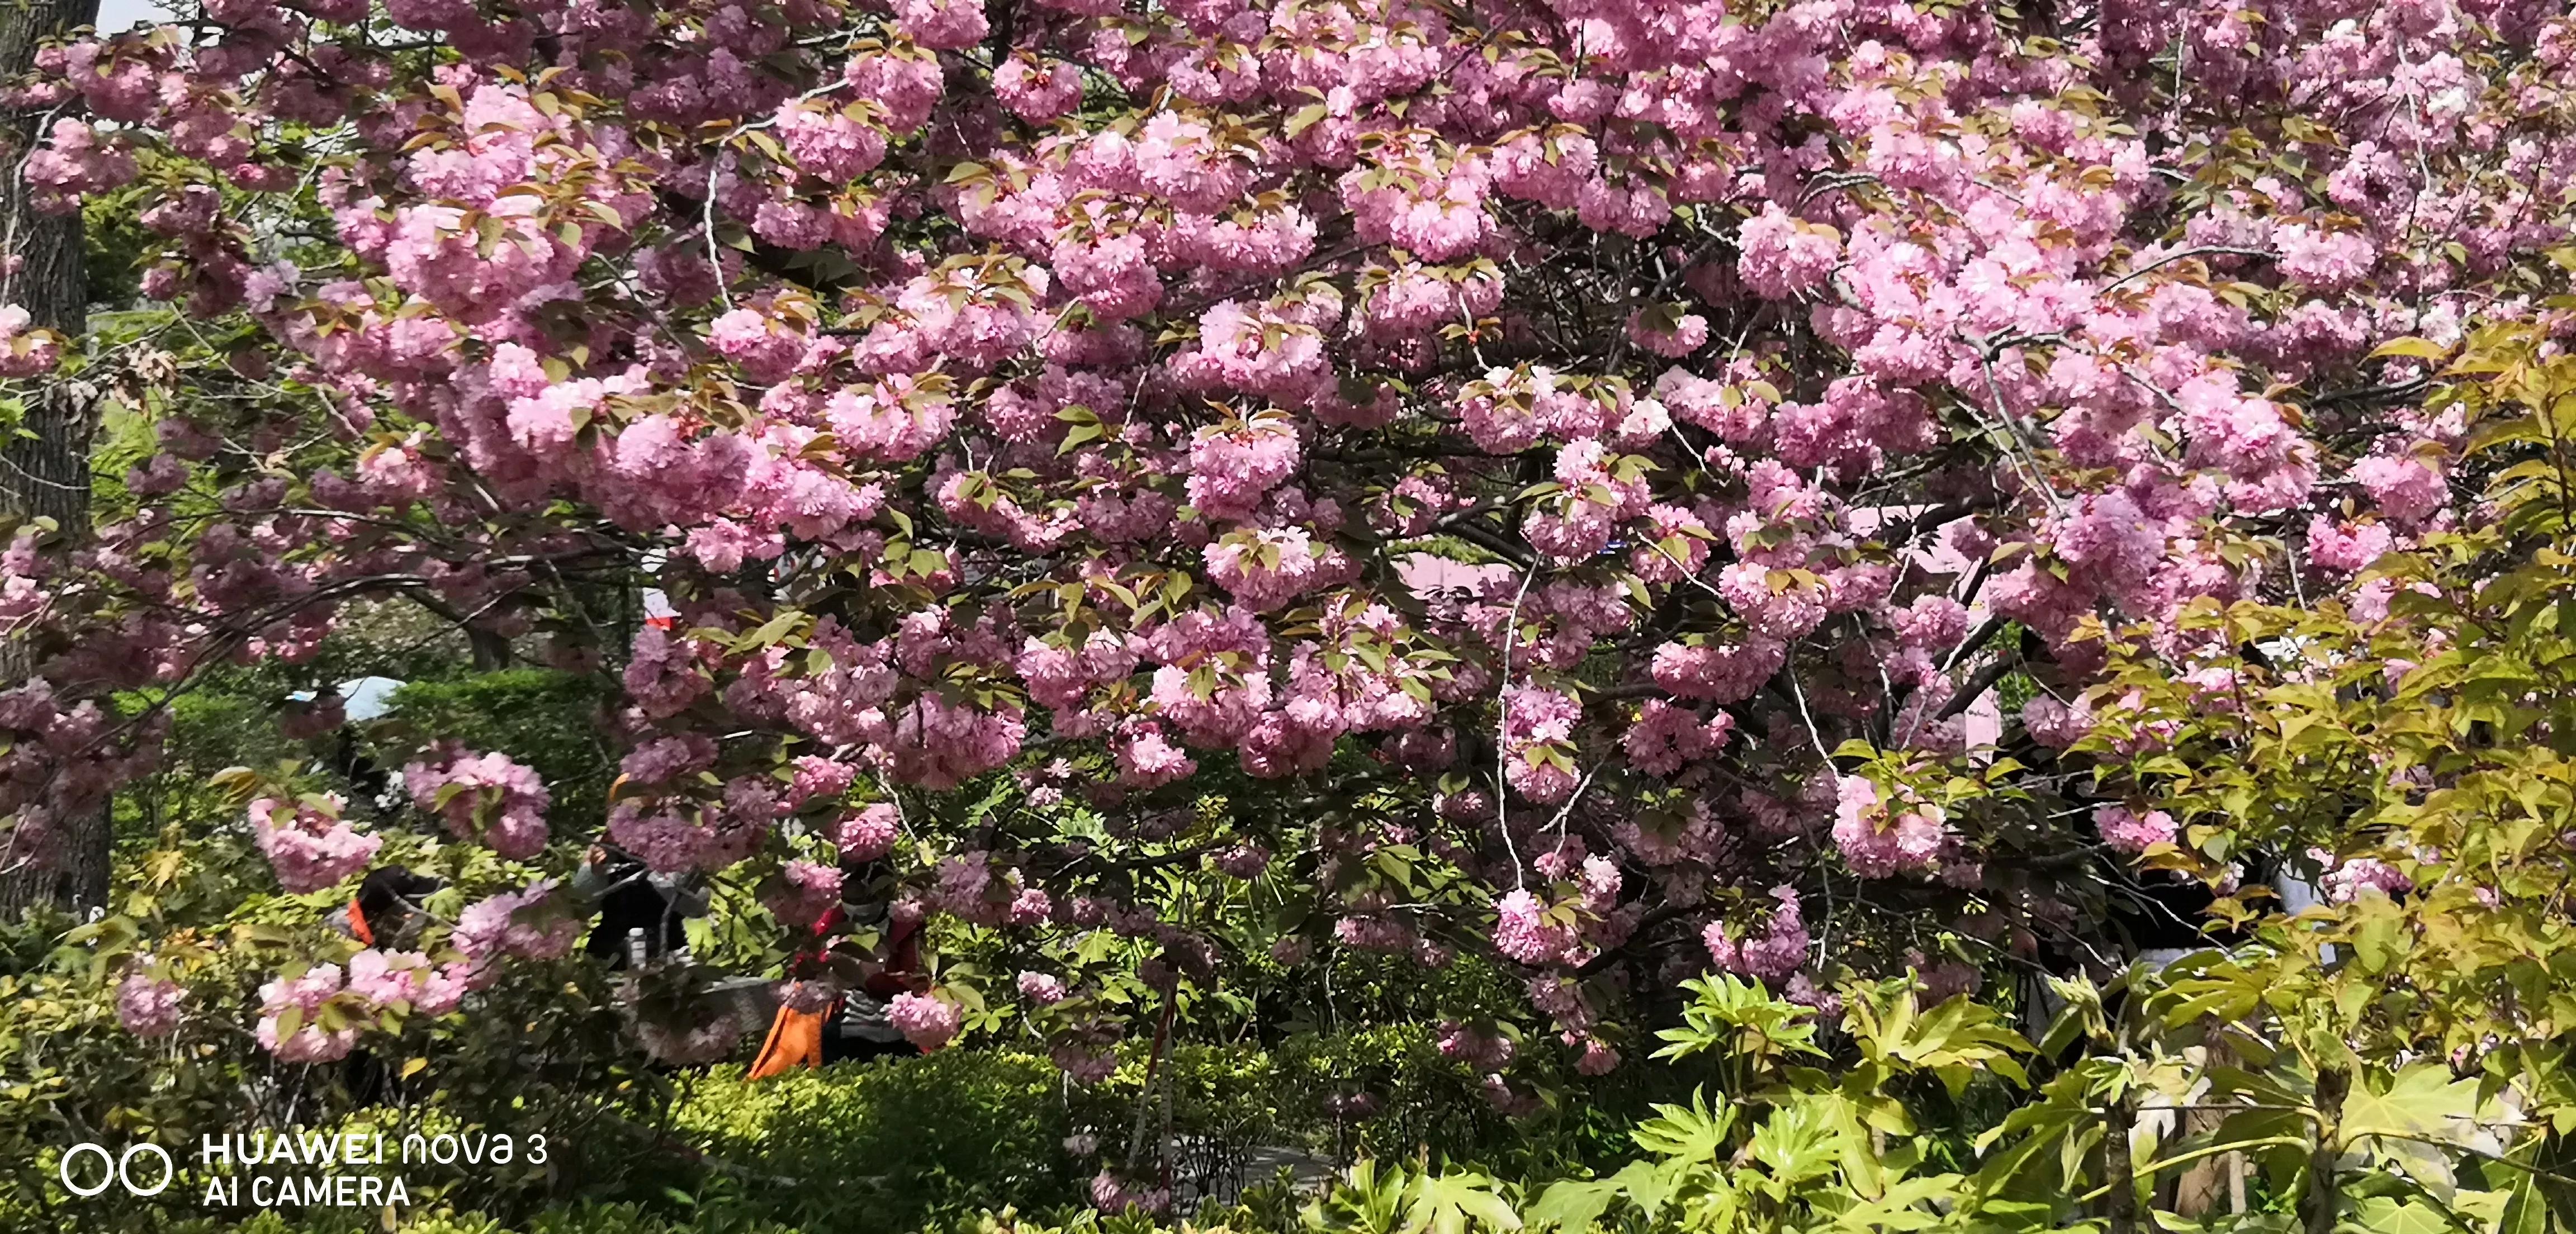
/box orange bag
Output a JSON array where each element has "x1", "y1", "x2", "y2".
[{"x1": 747, "y1": 1003, "x2": 825, "y2": 1080}]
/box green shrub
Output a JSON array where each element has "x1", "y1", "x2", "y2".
[{"x1": 667, "y1": 1051, "x2": 1085, "y2": 1232}]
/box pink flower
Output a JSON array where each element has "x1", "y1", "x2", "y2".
[
  {"x1": 117, "y1": 973, "x2": 186, "y2": 1037},
  {"x1": 1891, "y1": 595, "x2": 1970, "y2": 651},
  {"x1": 1092, "y1": 1170, "x2": 1172, "y2": 1217},
  {"x1": 1502, "y1": 686, "x2": 1582, "y2": 804},
  {"x1": 833, "y1": 803, "x2": 902, "y2": 861},
  {"x1": 888, "y1": 991, "x2": 963, "y2": 1050},
  {"x1": 1626, "y1": 306, "x2": 1709, "y2": 358},
  {"x1": 1436, "y1": 1020, "x2": 1516, "y2": 1069},
  {"x1": 1652, "y1": 638, "x2": 1787, "y2": 704},
  {"x1": 1579, "y1": 856, "x2": 1622, "y2": 910},
  {"x1": 2274, "y1": 223, "x2": 2374, "y2": 291},
  {"x1": 347, "y1": 948, "x2": 465, "y2": 1015},
  {"x1": 452, "y1": 882, "x2": 581, "y2": 984},
  {"x1": 1115, "y1": 724, "x2": 1197, "y2": 788},
  {"x1": 1831, "y1": 776, "x2": 1947, "y2": 879},
  {"x1": 2315, "y1": 849, "x2": 2412, "y2": 903},
  {"x1": 0, "y1": 306, "x2": 63, "y2": 377},
  {"x1": 708, "y1": 307, "x2": 808, "y2": 384},
  {"x1": 2094, "y1": 805, "x2": 2177, "y2": 855},
  {"x1": 1017, "y1": 971, "x2": 1068, "y2": 1004},
  {"x1": 254, "y1": 964, "x2": 359, "y2": 1064},
  {"x1": 1210, "y1": 842, "x2": 1270, "y2": 879},
  {"x1": 2052, "y1": 490, "x2": 2165, "y2": 604},
  {"x1": 893, "y1": 0, "x2": 987, "y2": 49},
  {"x1": 775, "y1": 101, "x2": 888, "y2": 183},
  {"x1": 995, "y1": 55, "x2": 1083, "y2": 122},
  {"x1": 347, "y1": 948, "x2": 425, "y2": 1005},
  {"x1": 1008, "y1": 886, "x2": 1053, "y2": 925},
  {"x1": 1204, "y1": 526, "x2": 1332, "y2": 611},
  {"x1": 622, "y1": 734, "x2": 717, "y2": 785},
  {"x1": 23, "y1": 120, "x2": 136, "y2": 211},
  {"x1": 248, "y1": 795, "x2": 381, "y2": 894},
  {"x1": 2021, "y1": 695, "x2": 2095, "y2": 749},
  {"x1": 1737, "y1": 205, "x2": 1840, "y2": 298},
  {"x1": 871, "y1": 694, "x2": 1026, "y2": 790},
  {"x1": 766, "y1": 859, "x2": 844, "y2": 927},
  {"x1": 844, "y1": 48, "x2": 945, "y2": 133},
  {"x1": 1703, "y1": 886, "x2": 1809, "y2": 979},
  {"x1": 403, "y1": 748, "x2": 550, "y2": 860},
  {"x1": 1176, "y1": 302, "x2": 1327, "y2": 403},
  {"x1": 1182, "y1": 409, "x2": 1300, "y2": 521},
  {"x1": 2352, "y1": 454, "x2": 2446, "y2": 524},
  {"x1": 2306, "y1": 516, "x2": 2394, "y2": 574},
  {"x1": 1493, "y1": 889, "x2": 1578, "y2": 966}
]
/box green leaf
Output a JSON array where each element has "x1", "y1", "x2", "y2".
[
  {"x1": 1404, "y1": 1170, "x2": 1522, "y2": 1234},
  {"x1": 2351, "y1": 1197, "x2": 2452, "y2": 1234},
  {"x1": 1523, "y1": 1176, "x2": 1622, "y2": 1234},
  {"x1": 1630, "y1": 1089, "x2": 1735, "y2": 1162},
  {"x1": 2339, "y1": 1064, "x2": 2485, "y2": 1146},
  {"x1": 2369, "y1": 336, "x2": 2449, "y2": 361}
]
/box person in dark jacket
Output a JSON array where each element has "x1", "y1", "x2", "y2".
[{"x1": 572, "y1": 844, "x2": 707, "y2": 968}]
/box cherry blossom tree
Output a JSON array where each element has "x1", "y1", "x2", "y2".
[{"x1": 1, "y1": 0, "x2": 2572, "y2": 1119}]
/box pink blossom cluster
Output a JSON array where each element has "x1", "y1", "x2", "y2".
[
  {"x1": 1016, "y1": 971, "x2": 1068, "y2": 1004},
  {"x1": 1091, "y1": 1170, "x2": 1173, "y2": 1218},
  {"x1": 2315, "y1": 849, "x2": 2414, "y2": 904},
  {"x1": 2095, "y1": 805, "x2": 2179, "y2": 856},
  {"x1": 451, "y1": 882, "x2": 583, "y2": 985},
  {"x1": 1830, "y1": 776, "x2": 1948, "y2": 880},
  {"x1": 0, "y1": 306, "x2": 64, "y2": 377},
  {"x1": 404, "y1": 747, "x2": 552, "y2": 860},
  {"x1": 254, "y1": 965, "x2": 361, "y2": 1064},
  {"x1": 765, "y1": 858, "x2": 844, "y2": 928},
  {"x1": 887, "y1": 991, "x2": 962, "y2": 1051},
  {"x1": 116, "y1": 973, "x2": 187, "y2": 1037},
  {"x1": 347, "y1": 948, "x2": 471, "y2": 1017},
  {"x1": 831, "y1": 803, "x2": 902, "y2": 862},
  {"x1": 1493, "y1": 889, "x2": 1583, "y2": 967},
  {"x1": 248, "y1": 795, "x2": 381, "y2": 895},
  {"x1": 1436, "y1": 1019, "x2": 1516, "y2": 1071},
  {"x1": 1704, "y1": 886, "x2": 1810, "y2": 981},
  {"x1": 1500, "y1": 686, "x2": 1583, "y2": 805}
]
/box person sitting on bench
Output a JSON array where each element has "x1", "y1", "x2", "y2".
[
  {"x1": 572, "y1": 844, "x2": 708, "y2": 969},
  {"x1": 750, "y1": 858, "x2": 926, "y2": 1078}
]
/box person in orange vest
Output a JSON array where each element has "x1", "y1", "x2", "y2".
[
  {"x1": 326, "y1": 865, "x2": 442, "y2": 1105},
  {"x1": 329, "y1": 866, "x2": 443, "y2": 950}
]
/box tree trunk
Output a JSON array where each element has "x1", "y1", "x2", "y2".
[
  {"x1": 2172, "y1": 1033, "x2": 2243, "y2": 1218},
  {"x1": 2104, "y1": 1090, "x2": 2139, "y2": 1234},
  {"x1": 2303, "y1": 1067, "x2": 2348, "y2": 1234},
  {"x1": 0, "y1": 0, "x2": 107, "y2": 917}
]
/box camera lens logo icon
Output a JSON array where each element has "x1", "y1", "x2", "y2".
[{"x1": 58, "y1": 1142, "x2": 175, "y2": 1197}]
